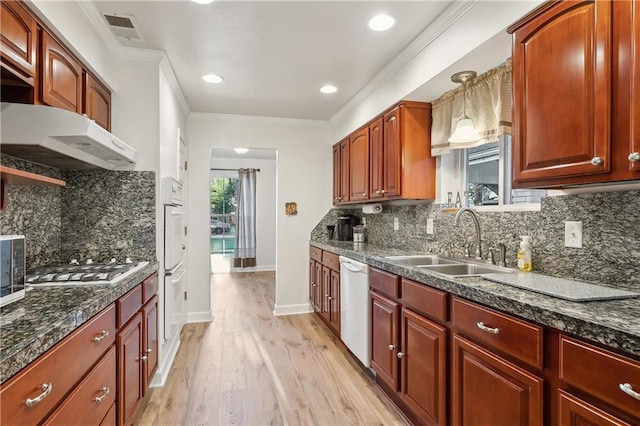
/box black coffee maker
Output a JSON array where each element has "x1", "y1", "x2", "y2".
[{"x1": 336, "y1": 215, "x2": 361, "y2": 241}]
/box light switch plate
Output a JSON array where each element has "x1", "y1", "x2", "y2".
[
  {"x1": 426, "y1": 219, "x2": 434, "y2": 235},
  {"x1": 564, "y1": 221, "x2": 583, "y2": 248},
  {"x1": 393, "y1": 217, "x2": 399, "y2": 231}
]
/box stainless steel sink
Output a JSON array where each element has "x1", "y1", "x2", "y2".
[
  {"x1": 385, "y1": 255, "x2": 462, "y2": 266},
  {"x1": 418, "y1": 263, "x2": 515, "y2": 277}
]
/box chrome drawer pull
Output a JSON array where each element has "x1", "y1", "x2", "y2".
[
  {"x1": 25, "y1": 383, "x2": 52, "y2": 407},
  {"x1": 619, "y1": 383, "x2": 640, "y2": 400},
  {"x1": 476, "y1": 322, "x2": 500, "y2": 334},
  {"x1": 93, "y1": 330, "x2": 109, "y2": 343},
  {"x1": 94, "y1": 386, "x2": 110, "y2": 403},
  {"x1": 397, "y1": 352, "x2": 405, "y2": 359},
  {"x1": 136, "y1": 355, "x2": 149, "y2": 362},
  {"x1": 146, "y1": 348, "x2": 153, "y2": 354},
  {"x1": 590, "y1": 156, "x2": 604, "y2": 166},
  {"x1": 388, "y1": 345, "x2": 395, "y2": 351},
  {"x1": 628, "y1": 152, "x2": 640, "y2": 162}
]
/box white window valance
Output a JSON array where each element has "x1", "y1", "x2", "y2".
[{"x1": 430, "y1": 59, "x2": 512, "y2": 156}]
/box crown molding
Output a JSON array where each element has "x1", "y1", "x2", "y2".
[
  {"x1": 160, "y1": 56, "x2": 191, "y2": 117},
  {"x1": 329, "y1": 1, "x2": 477, "y2": 126},
  {"x1": 189, "y1": 112, "x2": 329, "y2": 128},
  {"x1": 76, "y1": 1, "x2": 122, "y2": 54}
]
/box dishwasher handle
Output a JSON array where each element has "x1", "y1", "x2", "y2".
[{"x1": 339, "y1": 256, "x2": 370, "y2": 274}]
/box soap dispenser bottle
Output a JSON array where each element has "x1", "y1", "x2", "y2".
[{"x1": 517, "y1": 236, "x2": 532, "y2": 272}]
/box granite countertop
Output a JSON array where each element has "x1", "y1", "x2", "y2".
[
  {"x1": 0, "y1": 262, "x2": 159, "y2": 384},
  {"x1": 311, "y1": 240, "x2": 640, "y2": 358}
]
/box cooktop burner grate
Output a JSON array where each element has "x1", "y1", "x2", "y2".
[{"x1": 26, "y1": 260, "x2": 148, "y2": 287}]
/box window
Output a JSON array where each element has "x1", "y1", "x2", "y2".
[{"x1": 210, "y1": 177, "x2": 238, "y2": 254}]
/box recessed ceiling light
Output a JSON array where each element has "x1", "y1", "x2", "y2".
[
  {"x1": 234, "y1": 148, "x2": 249, "y2": 154},
  {"x1": 320, "y1": 85, "x2": 338, "y2": 94},
  {"x1": 192, "y1": 0, "x2": 214, "y2": 4},
  {"x1": 202, "y1": 74, "x2": 223, "y2": 84},
  {"x1": 368, "y1": 14, "x2": 395, "y2": 31}
]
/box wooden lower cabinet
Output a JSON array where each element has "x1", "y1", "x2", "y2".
[
  {"x1": 401, "y1": 308, "x2": 447, "y2": 426},
  {"x1": 558, "y1": 390, "x2": 632, "y2": 426},
  {"x1": 143, "y1": 296, "x2": 159, "y2": 393},
  {"x1": 308, "y1": 259, "x2": 322, "y2": 313},
  {"x1": 370, "y1": 290, "x2": 400, "y2": 392},
  {"x1": 452, "y1": 335, "x2": 543, "y2": 426},
  {"x1": 329, "y1": 268, "x2": 340, "y2": 333},
  {"x1": 309, "y1": 246, "x2": 341, "y2": 336},
  {"x1": 117, "y1": 311, "x2": 143, "y2": 426}
]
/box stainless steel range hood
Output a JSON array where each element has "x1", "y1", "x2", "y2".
[{"x1": 1, "y1": 103, "x2": 138, "y2": 170}]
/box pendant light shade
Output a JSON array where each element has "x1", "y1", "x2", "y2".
[{"x1": 448, "y1": 71, "x2": 481, "y2": 145}]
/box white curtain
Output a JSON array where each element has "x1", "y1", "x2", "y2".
[
  {"x1": 431, "y1": 59, "x2": 512, "y2": 155},
  {"x1": 234, "y1": 168, "x2": 257, "y2": 268}
]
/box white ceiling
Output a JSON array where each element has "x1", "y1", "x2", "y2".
[
  {"x1": 211, "y1": 146, "x2": 277, "y2": 160},
  {"x1": 91, "y1": 1, "x2": 454, "y2": 120}
]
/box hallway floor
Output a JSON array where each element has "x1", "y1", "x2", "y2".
[{"x1": 136, "y1": 271, "x2": 407, "y2": 425}]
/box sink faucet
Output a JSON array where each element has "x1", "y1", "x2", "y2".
[{"x1": 454, "y1": 207, "x2": 482, "y2": 260}]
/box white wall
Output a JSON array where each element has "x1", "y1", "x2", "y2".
[
  {"x1": 187, "y1": 115, "x2": 332, "y2": 319},
  {"x1": 210, "y1": 157, "x2": 277, "y2": 270}
]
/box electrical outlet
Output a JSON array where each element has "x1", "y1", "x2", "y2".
[
  {"x1": 393, "y1": 217, "x2": 399, "y2": 231},
  {"x1": 564, "y1": 221, "x2": 583, "y2": 248},
  {"x1": 426, "y1": 219, "x2": 434, "y2": 235}
]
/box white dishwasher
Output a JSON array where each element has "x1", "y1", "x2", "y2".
[{"x1": 339, "y1": 256, "x2": 371, "y2": 367}]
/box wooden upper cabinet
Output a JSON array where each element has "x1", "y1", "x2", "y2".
[
  {"x1": 332, "y1": 143, "x2": 342, "y2": 204},
  {"x1": 349, "y1": 127, "x2": 370, "y2": 202},
  {"x1": 369, "y1": 117, "x2": 384, "y2": 199},
  {"x1": 382, "y1": 108, "x2": 402, "y2": 198},
  {"x1": 41, "y1": 30, "x2": 83, "y2": 113},
  {"x1": 509, "y1": 0, "x2": 613, "y2": 187},
  {"x1": 1, "y1": 0, "x2": 37, "y2": 84},
  {"x1": 84, "y1": 71, "x2": 111, "y2": 131},
  {"x1": 333, "y1": 138, "x2": 350, "y2": 204}
]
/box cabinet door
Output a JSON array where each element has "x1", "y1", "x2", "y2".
[
  {"x1": 329, "y1": 269, "x2": 340, "y2": 334},
  {"x1": 370, "y1": 291, "x2": 400, "y2": 391},
  {"x1": 383, "y1": 108, "x2": 401, "y2": 197},
  {"x1": 452, "y1": 335, "x2": 543, "y2": 426},
  {"x1": 558, "y1": 390, "x2": 632, "y2": 426},
  {"x1": 117, "y1": 312, "x2": 143, "y2": 426},
  {"x1": 83, "y1": 71, "x2": 111, "y2": 131},
  {"x1": 0, "y1": 0, "x2": 38, "y2": 83},
  {"x1": 339, "y1": 139, "x2": 350, "y2": 203},
  {"x1": 511, "y1": 0, "x2": 612, "y2": 186},
  {"x1": 332, "y1": 143, "x2": 342, "y2": 204},
  {"x1": 400, "y1": 308, "x2": 447, "y2": 426},
  {"x1": 143, "y1": 296, "x2": 158, "y2": 394},
  {"x1": 369, "y1": 117, "x2": 384, "y2": 199},
  {"x1": 321, "y1": 266, "x2": 331, "y2": 323},
  {"x1": 349, "y1": 127, "x2": 370, "y2": 202},
  {"x1": 614, "y1": 1, "x2": 640, "y2": 176},
  {"x1": 313, "y1": 261, "x2": 322, "y2": 312},
  {"x1": 41, "y1": 31, "x2": 82, "y2": 113}
]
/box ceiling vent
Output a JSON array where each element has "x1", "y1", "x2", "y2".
[{"x1": 102, "y1": 13, "x2": 144, "y2": 41}]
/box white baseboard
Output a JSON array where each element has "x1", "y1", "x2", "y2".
[
  {"x1": 273, "y1": 302, "x2": 313, "y2": 316},
  {"x1": 150, "y1": 333, "x2": 181, "y2": 388},
  {"x1": 188, "y1": 310, "x2": 213, "y2": 323},
  {"x1": 231, "y1": 264, "x2": 276, "y2": 272}
]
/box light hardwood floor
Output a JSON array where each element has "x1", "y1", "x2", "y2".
[{"x1": 136, "y1": 271, "x2": 408, "y2": 426}]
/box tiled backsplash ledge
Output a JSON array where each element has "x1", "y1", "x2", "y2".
[{"x1": 311, "y1": 190, "x2": 640, "y2": 291}]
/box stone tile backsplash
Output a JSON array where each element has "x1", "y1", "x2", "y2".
[
  {"x1": 1, "y1": 155, "x2": 156, "y2": 268},
  {"x1": 312, "y1": 190, "x2": 640, "y2": 290}
]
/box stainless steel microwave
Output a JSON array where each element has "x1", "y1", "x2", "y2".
[{"x1": 1, "y1": 235, "x2": 26, "y2": 307}]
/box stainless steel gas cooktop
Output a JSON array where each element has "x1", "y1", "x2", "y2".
[{"x1": 26, "y1": 259, "x2": 149, "y2": 287}]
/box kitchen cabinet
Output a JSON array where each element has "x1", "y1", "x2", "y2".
[
  {"x1": 143, "y1": 296, "x2": 159, "y2": 393},
  {"x1": 0, "y1": 0, "x2": 38, "y2": 88},
  {"x1": 332, "y1": 100, "x2": 435, "y2": 205},
  {"x1": 0, "y1": 304, "x2": 116, "y2": 425},
  {"x1": 118, "y1": 311, "x2": 143, "y2": 426},
  {"x1": 332, "y1": 138, "x2": 350, "y2": 204},
  {"x1": 84, "y1": 71, "x2": 112, "y2": 131},
  {"x1": 308, "y1": 245, "x2": 340, "y2": 337},
  {"x1": 309, "y1": 246, "x2": 323, "y2": 313},
  {"x1": 40, "y1": 30, "x2": 83, "y2": 113},
  {"x1": 558, "y1": 390, "x2": 633, "y2": 426},
  {"x1": 369, "y1": 270, "x2": 447, "y2": 426},
  {"x1": 349, "y1": 127, "x2": 370, "y2": 202},
  {"x1": 509, "y1": 0, "x2": 640, "y2": 187}
]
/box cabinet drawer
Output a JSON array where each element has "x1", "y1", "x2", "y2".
[
  {"x1": 370, "y1": 268, "x2": 400, "y2": 299},
  {"x1": 321, "y1": 251, "x2": 340, "y2": 271},
  {"x1": 117, "y1": 285, "x2": 142, "y2": 328},
  {"x1": 452, "y1": 298, "x2": 543, "y2": 369},
  {"x1": 100, "y1": 403, "x2": 117, "y2": 426},
  {"x1": 559, "y1": 335, "x2": 640, "y2": 417},
  {"x1": 310, "y1": 245, "x2": 322, "y2": 262},
  {"x1": 142, "y1": 272, "x2": 158, "y2": 304},
  {"x1": 558, "y1": 389, "x2": 633, "y2": 426},
  {"x1": 0, "y1": 304, "x2": 116, "y2": 426},
  {"x1": 401, "y1": 278, "x2": 447, "y2": 322},
  {"x1": 44, "y1": 346, "x2": 116, "y2": 426}
]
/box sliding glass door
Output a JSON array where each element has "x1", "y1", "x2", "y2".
[{"x1": 210, "y1": 177, "x2": 238, "y2": 254}]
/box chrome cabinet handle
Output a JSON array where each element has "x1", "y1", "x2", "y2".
[
  {"x1": 93, "y1": 330, "x2": 109, "y2": 343},
  {"x1": 397, "y1": 352, "x2": 405, "y2": 359},
  {"x1": 136, "y1": 355, "x2": 148, "y2": 362},
  {"x1": 628, "y1": 152, "x2": 640, "y2": 162},
  {"x1": 591, "y1": 156, "x2": 604, "y2": 166},
  {"x1": 388, "y1": 116, "x2": 397, "y2": 122},
  {"x1": 388, "y1": 345, "x2": 395, "y2": 351},
  {"x1": 362, "y1": 193, "x2": 367, "y2": 197},
  {"x1": 381, "y1": 190, "x2": 386, "y2": 194},
  {"x1": 312, "y1": 283, "x2": 318, "y2": 287},
  {"x1": 476, "y1": 322, "x2": 500, "y2": 334},
  {"x1": 146, "y1": 348, "x2": 153, "y2": 354},
  {"x1": 375, "y1": 190, "x2": 381, "y2": 194},
  {"x1": 25, "y1": 383, "x2": 52, "y2": 407},
  {"x1": 619, "y1": 383, "x2": 640, "y2": 400},
  {"x1": 94, "y1": 386, "x2": 110, "y2": 403}
]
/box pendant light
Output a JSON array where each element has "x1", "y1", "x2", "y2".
[{"x1": 448, "y1": 71, "x2": 481, "y2": 145}]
